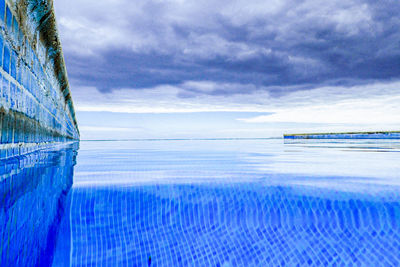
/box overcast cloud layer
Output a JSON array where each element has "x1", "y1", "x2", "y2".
[
  {"x1": 55, "y1": 0, "x2": 400, "y2": 94},
  {"x1": 54, "y1": 0, "x2": 400, "y2": 138}
]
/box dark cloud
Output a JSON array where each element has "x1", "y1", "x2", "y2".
[{"x1": 57, "y1": 0, "x2": 400, "y2": 96}]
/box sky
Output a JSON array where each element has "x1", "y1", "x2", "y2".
[{"x1": 54, "y1": 0, "x2": 400, "y2": 140}]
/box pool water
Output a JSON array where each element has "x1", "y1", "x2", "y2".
[{"x1": 2, "y1": 139, "x2": 400, "y2": 266}]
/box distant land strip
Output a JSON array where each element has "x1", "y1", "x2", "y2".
[{"x1": 284, "y1": 131, "x2": 400, "y2": 139}]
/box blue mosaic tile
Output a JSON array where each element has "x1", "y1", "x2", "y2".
[
  {"x1": 2, "y1": 42, "x2": 9, "y2": 73},
  {"x1": 0, "y1": 0, "x2": 4, "y2": 24},
  {"x1": 5, "y1": 5, "x2": 10, "y2": 31},
  {"x1": 2, "y1": 75, "x2": 8, "y2": 106},
  {"x1": 62, "y1": 184, "x2": 400, "y2": 267},
  {"x1": 9, "y1": 82, "x2": 15, "y2": 110},
  {"x1": 12, "y1": 16, "x2": 18, "y2": 42},
  {"x1": 10, "y1": 50, "x2": 16, "y2": 79},
  {"x1": 0, "y1": 34, "x2": 3, "y2": 67}
]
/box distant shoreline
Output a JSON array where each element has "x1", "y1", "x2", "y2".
[{"x1": 284, "y1": 131, "x2": 400, "y2": 139}]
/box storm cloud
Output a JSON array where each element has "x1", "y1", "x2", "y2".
[{"x1": 55, "y1": 0, "x2": 400, "y2": 96}]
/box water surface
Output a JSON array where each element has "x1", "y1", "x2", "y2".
[
  {"x1": 2, "y1": 139, "x2": 400, "y2": 266},
  {"x1": 55, "y1": 139, "x2": 400, "y2": 266}
]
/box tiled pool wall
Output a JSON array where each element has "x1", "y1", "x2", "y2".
[
  {"x1": 0, "y1": 142, "x2": 78, "y2": 266},
  {"x1": 0, "y1": 0, "x2": 79, "y2": 159}
]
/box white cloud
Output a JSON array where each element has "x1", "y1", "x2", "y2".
[
  {"x1": 79, "y1": 126, "x2": 141, "y2": 132},
  {"x1": 71, "y1": 82, "x2": 271, "y2": 113},
  {"x1": 239, "y1": 93, "x2": 400, "y2": 127},
  {"x1": 70, "y1": 80, "x2": 400, "y2": 133}
]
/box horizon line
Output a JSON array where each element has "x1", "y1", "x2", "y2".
[{"x1": 79, "y1": 137, "x2": 283, "y2": 142}]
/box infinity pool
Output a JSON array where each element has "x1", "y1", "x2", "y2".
[{"x1": 1, "y1": 139, "x2": 400, "y2": 266}]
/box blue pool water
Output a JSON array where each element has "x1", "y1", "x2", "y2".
[{"x1": 2, "y1": 139, "x2": 400, "y2": 266}]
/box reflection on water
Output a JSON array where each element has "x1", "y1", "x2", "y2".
[
  {"x1": 58, "y1": 139, "x2": 399, "y2": 266},
  {"x1": 0, "y1": 142, "x2": 78, "y2": 266},
  {"x1": 73, "y1": 139, "x2": 400, "y2": 189}
]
